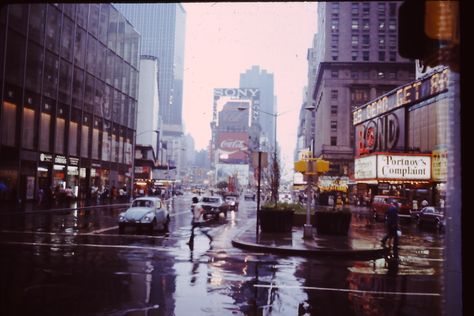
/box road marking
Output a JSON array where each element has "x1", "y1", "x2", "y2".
[
  {"x1": 253, "y1": 283, "x2": 440, "y2": 297},
  {"x1": 0, "y1": 240, "x2": 172, "y2": 252}
]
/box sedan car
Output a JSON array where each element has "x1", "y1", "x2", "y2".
[
  {"x1": 119, "y1": 197, "x2": 170, "y2": 233},
  {"x1": 200, "y1": 195, "x2": 228, "y2": 219},
  {"x1": 417, "y1": 206, "x2": 445, "y2": 231},
  {"x1": 224, "y1": 194, "x2": 239, "y2": 211}
]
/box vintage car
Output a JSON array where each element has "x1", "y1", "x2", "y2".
[
  {"x1": 417, "y1": 206, "x2": 445, "y2": 231},
  {"x1": 244, "y1": 190, "x2": 256, "y2": 201},
  {"x1": 371, "y1": 195, "x2": 412, "y2": 221},
  {"x1": 224, "y1": 194, "x2": 239, "y2": 211},
  {"x1": 118, "y1": 197, "x2": 170, "y2": 233},
  {"x1": 199, "y1": 195, "x2": 228, "y2": 219}
]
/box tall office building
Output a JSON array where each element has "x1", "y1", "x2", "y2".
[
  {"x1": 307, "y1": 2, "x2": 415, "y2": 177},
  {"x1": 239, "y1": 66, "x2": 276, "y2": 152},
  {"x1": 0, "y1": 4, "x2": 140, "y2": 202},
  {"x1": 114, "y1": 3, "x2": 186, "y2": 173}
]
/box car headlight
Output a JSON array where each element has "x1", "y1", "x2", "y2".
[
  {"x1": 143, "y1": 214, "x2": 153, "y2": 222},
  {"x1": 119, "y1": 215, "x2": 125, "y2": 222}
]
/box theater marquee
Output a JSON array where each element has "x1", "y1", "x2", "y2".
[{"x1": 355, "y1": 153, "x2": 431, "y2": 181}]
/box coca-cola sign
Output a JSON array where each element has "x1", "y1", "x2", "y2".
[
  {"x1": 220, "y1": 139, "x2": 247, "y2": 151},
  {"x1": 217, "y1": 132, "x2": 249, "y2": 163}
]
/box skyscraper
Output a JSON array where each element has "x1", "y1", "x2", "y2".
[
  {"x1": 114, "y1": 3, "x2": 186, "y2": 175},
  {"x1": 239, "y1": 66, "x2": 276, "y2": 151},
  {"x1": 306, "y1": 1, "x2": 415, "y2": 177}
]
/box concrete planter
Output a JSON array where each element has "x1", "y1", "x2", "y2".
[
  {"x1": 259, "y1": 206, "x2": 294, "y2": 233},
  {"x1": 314, "y1": 209, "x2": 352, "y2": 235}
]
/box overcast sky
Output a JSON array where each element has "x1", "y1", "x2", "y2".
[{"x1": 182, "y1": 2, "x2": 317, "y2": 179}]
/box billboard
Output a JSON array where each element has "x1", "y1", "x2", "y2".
[{"x1": 217, "y1": 132, "x2": 249, "y2": 164}]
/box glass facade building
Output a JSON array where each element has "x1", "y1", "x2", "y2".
[
  {"x1": 0, "y1": 3, "x2": 140, "y2": 202},
  {"x1": 114, "y1": 3, "x2": 186, "y2": 129}
]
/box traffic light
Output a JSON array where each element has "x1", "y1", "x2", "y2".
[
  {"x1": 398, "y1": 0, "x2": 459, "y2": 71},
  {"x1": 315, "y1": 159, "x2": 330, "y2": 173}
]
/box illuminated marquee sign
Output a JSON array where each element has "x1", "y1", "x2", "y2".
[
  {"x1": 355, "y1": 153, "x2": 431, "y2": 181},
  {"x1": 355, "y1": 108, "x2": 405, "y2": 157},
  {"x1": 353, "y1": 68, "x2": 449, "y2": 125}
]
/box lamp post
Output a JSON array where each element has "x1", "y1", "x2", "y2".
[
  {"x1": 130, "y1": 129, "x2": 159, "y2": 201},
  {"x1": 303, "y1": 105, "x2": 316, "y2": 239}
]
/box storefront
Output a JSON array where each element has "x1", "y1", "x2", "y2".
[{"x1": 352, "y1": 67, "x2": 449, "y2": 206}]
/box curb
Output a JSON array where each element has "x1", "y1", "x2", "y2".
[{"x1": 231, "y1": 231, "x2": 388, "y2": 260}]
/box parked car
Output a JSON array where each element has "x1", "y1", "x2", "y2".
[
  {"x1": 224, "y1": 194, "x2": 239, "y2": 211},
  {"x1": 200, "y1": 195, "x2": 228, "y2": 219},
  {"x1": 371, "y1": 195, "x2": 412, "y2": 221},
  {"x1": 118, "y1": 197, "x2": 170, "y2": 233},
  {"x1": 278, "y1": 192, "x2": 293, "y2": 204},
  {"x1": 417, "y1": 206, "x2": 445, "y2": 231}
]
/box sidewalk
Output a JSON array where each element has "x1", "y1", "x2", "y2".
[{"x1": 232, "y1": 212, "x2": 388, "y2": 260}]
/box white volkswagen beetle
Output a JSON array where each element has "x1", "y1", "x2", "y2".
[{"x1": 118, "y1": 197, "x2": 170, "y2": 233}]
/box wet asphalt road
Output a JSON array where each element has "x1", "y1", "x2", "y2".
[{"x1": 0, "y1": 194, "x2": 444, "y2": 315}]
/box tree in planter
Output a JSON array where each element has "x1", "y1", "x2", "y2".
[{"x1": 268, "y1": 151, "x2": 280, "y2": 205}]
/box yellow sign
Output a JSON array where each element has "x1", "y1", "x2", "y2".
[
  {"x1": 294, "y1": 158, "x2": 330, "y2": 174},
  {"x1": 294, "y1": 160, "x2": 307, "y2": 173},
  {"x1": 432, "y1": 149, "x2": 447, "y2": 181}
]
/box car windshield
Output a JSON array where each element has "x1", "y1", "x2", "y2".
[
  {"x1": 202, "y1": 197, "x2": 220, "y2": 203},
  {"x1": 132, "y1": 200, "x2": 154, "y2": 208},
  {"x1": 226, "y1": 197, "x2": 236, "y2": 201}
]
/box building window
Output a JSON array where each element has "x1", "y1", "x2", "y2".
[
  {"x1": 1, "y1": 102, "x2": 17, "y2": 146},
  {"x1": 351, "y1": 35, "x2": 359, "y2": 47},
  {"x1": 351, "y1": 19, "x2": 359, "y2": 30},
  {"x1": 378, "y1": 51, "x2": 385, "y2": 61},
  {"x1": 362, "y1": 34, "x2": 370, "y2": 46},
  {"x1": 388, "y1": 71, "x2": 396, "y2": 79},
  {"x1": 351, "y1": 51, "x2": 358, "y2": 61},
  {"x1": 331, "y1": 136, "x2": 337, "y2": 146},
  {"x1": 362, "y1": 51, "x2": 369, "y2": 61},
  {"x1": 55, "y1": 117, "x2": 65, "y2": 154},
  {"x1": 362, "y1": 2, "x2": 370, "y2": 16},
  {"x1": 331, "y1": 105, "x2": 338, "y2": 115},
  {"x1": 331, "y1": 2, "x2": 339, "y2": 13},
  {"x1": 331, "y1": 19, "x2": 339, "y2": 32},
  {"x1": 22, "y1": 108, "x2": 35, "y2": 149},
  {"x1": 361, "y1": 71, "x2": 369, "y2": 79},
  {"x1": 81, "y1": 125, "x2": 89, "y2": 158},
  {"x1": 378, "y1": 3, "x2": 386, "y2": 16},
  {"x1": 45, "y1": 5, "x2": 61, "y2": 54},
  {"x1": 378, "y1": 20, "x2": 385, "y2": 31},
  {"x1": 378, "y1": 71, "x2": 385, "y2": 79},
  {"x1": 362, "y1": 19, "x2": 370, "y2": 30},
  {"x1": 39, "y1": 112, "x2": 51, "y2": 152},
  {"x1": 92, "y1": 128, "x2": 100, "y2": 159},
  {"x1": 331, "y1": 121, "x2": 337, "y2": 132},
  {"x1": 351, "y1": 3, "x2": 359, "y2": 15},
  {"x1": 69, "y1": 121, "x2": 78, "y2": 156},
  {"x1": 332, "y1": 51, "x2": 338, "y2": 61},
  {"x1": 352, "y1": 88, "x2": 369, "y2": 105},
  {"x1": 389, "y1": 19, "x2": 396, "y2": 31},
  {"x1": 389, "y1": 51, "x2": 397, "y2": 62},
  {"x1": 331, "y1": 34, "x2": 339, "y2": 46},
  {"x1": 351, "y1": 71, "x2": 358, "y2": 79},
  {"x1": 389, "y1": 3, "x2": 397, "y2": 17},
  {"x1": 379, "y1": 36, "x2": 385, "y2": 48},
  {"x1": 331, "y1": 70, "x2": 338, "y2": 78},
  {"x1": 331, "y1": 90, "x2": 338, "y2": 100},
  {"x1": 102, "y1": 131, "x2": 110, "y2": 161},
  {"x1": 118, "y1": 136, "x2": 124, "y2": 163}
]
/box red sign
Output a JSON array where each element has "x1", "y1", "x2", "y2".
[{"x1": 217, "y1": 132, "x2": 249, "y2": 163}]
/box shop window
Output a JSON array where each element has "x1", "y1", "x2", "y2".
[
  {"x1": 92, "y1": 128, "x2": 100, "y2": 159},
  {"x1": 22, "y1": 108, "x2": 35, "y2": 149},
  {"x1": 39, "y1": 112, "x2": 51, "y2": 152},
  {"x1": 1, "y1": 102, "x2": 17, "y2": 146},
  {"x1": 55, "y1": 117, "x2": 65, "y2": 154},
  {"x1": 102, "y1": 131, "x2": 110, "y2": 161},
  {"x1": 69, "y1": 121, "x2": 78, "y2": 156},
  {"x1": 81, "y1": 125, "x2": 89, "y2": 158}
]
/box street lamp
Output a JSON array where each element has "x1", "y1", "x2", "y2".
[
  {"x1": 130, "y1": 129, "x2": 159, "y2": 201},
  {"x1": 303, "y1": 104, "x2": 316, "y2": 239}
]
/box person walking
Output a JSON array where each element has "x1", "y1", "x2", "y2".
[
  {"x1": 381, "y1": 200, "x2": 400, "y2": 258},
  {"x1": 188, "y1": 196, "x2": 212, "y2": 250}
]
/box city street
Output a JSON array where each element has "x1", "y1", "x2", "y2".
[{"x1": 0, "y1": 193, "x2": 444, "y2": 315}]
